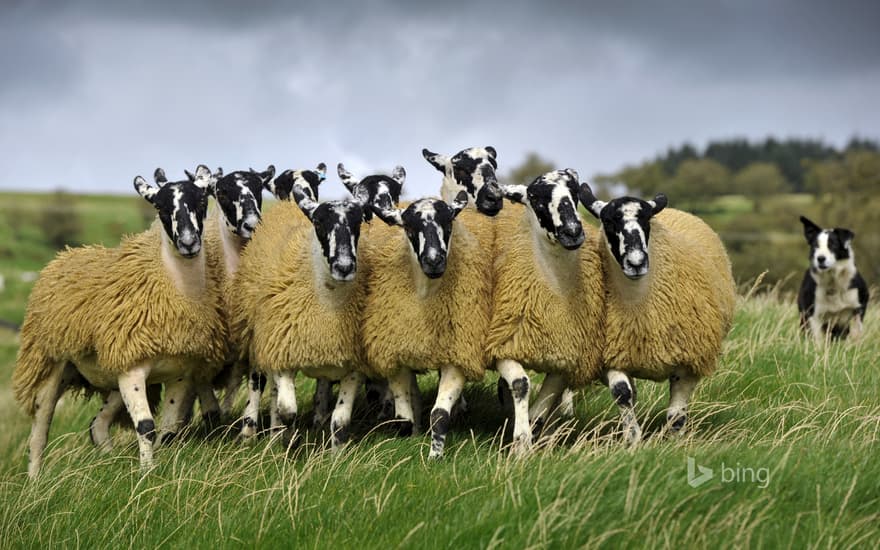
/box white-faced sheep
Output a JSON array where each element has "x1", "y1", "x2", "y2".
[
  {"x1": 87, "y1": 164, "x2": 280, "y2": 448},
  {"x1": 363, "y1": 191, "x2": 493, "y2": 458},
  {"x1": 233, "y1": 183, "x2": 375, "y2": 447},
  {"x1": 484, "y1": 170, "x2": 605, "y2": 451},
  {"x1": 235, "y1": 164, "x2": 404, "y2": 438},
  {"x1": 578, "y1": 185, "x2": 736, "y2": 443},
  {"x1": 13, "y1": 166, "x2": 226, "y2": 476}
]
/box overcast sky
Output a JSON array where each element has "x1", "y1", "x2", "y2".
[{"x1": 1, "y1": 0, "x2": 878, "y2": 199}]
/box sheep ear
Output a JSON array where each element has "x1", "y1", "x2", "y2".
[
  {"x1": 799, "y1": 216, "x2": 822, "y2": 243},
  {"x1": 337, "y1": 163, "x2": 357, "y2": 192},
  {"x1": 153, "y1": 168, "x2": 168, "y2": 186},
  {"x1": 292, "y1": 186, "x2": 319, "y2": 220},
  {"x1": 502, "y1": 184, "x2": 528, "y2": 205},
  {"x1": 214, "y1": 167, "x2": 223, "y2": 178},
  {"x1": 260, "y1": 164, "x2": 275, "y2": 184},
  {"x1": 647, "y1": 193, "x2": 667, "y2": 216},
  {"x1": 193, "y1": 164, "x2": 213, "y2": 186},
  {"x1": 134, "y1": 176, "x2": 158, "y2": 204},
  {"x1": 422, "y1": 148, "x2": 449, "y2": 172},
  {"x1": 578, "y1": 183, "x2": 605, "y2": 219},
  {"x1": 352, "y1": 184, "x2": 371, "y2": 208},
  {"x1": 564, "y1": 168, "x2": 580, "y2": 183},
  {"x1": 372, "y1": 203, "x2": 403, "y2": 227},
  {"x1": 485, "y1": 146, "x2": 497, "y2": 159},
  {"x1": 316, "y1": 163, "x2": 327, "y2": 181},
  {"x1": 450, "y1": 190, "x2": 469, "y2": 218},
  {"x1": 184, "y1": 169, "x2": 196, "y2": 182},
  {"x1": 391, "y1": 165, "x2": 406, "y2": 185}
]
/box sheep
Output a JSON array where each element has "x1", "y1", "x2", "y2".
[
  {"x1": 13, "y1": 165, "x2": 226, "y2": 476},
  {"x1": 481, "y1": 170, "x2": 606, "y2": 452},
  {"x1": 236, "y1": 164, "x2": 404, "y2": 438},
  {"x1": 87, "y1": 164, "x2": 279, "y2": 448},
  {"x1": 364, "y1": 191, "x2": 492, "y2": 457},
  {"x1": 578, "y1": 185, "x2": 736, "y2": 443},
  {"x1": 233, "y1": 183, "x2": 374, "y2": 447}
]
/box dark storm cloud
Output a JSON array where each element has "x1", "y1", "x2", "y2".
[{"x1": 0, "y1": 0, "x2": 877, "y2": 195}]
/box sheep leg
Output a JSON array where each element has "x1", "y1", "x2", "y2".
[
  {"x1": 197, "y1": 384, "x2": 221, "y2": 431},
  {"x1": 90, "y1": 390, "x2": 124, "y2": 453},
  {"x1": 118, "y1": 364, "x2": 156, "y2": 471},
  {"x1": 409, "y1": 370, "x2": 423, "y2": 433},
  {"x1": 850, "y1": 315, "x2": 864, "y2": 341},
  {"x1": 607, "y1": 369, "x2": 641, "y2": 446},
  {"x1": 157, "y1": 377, "x2": 192, "y2": 444},
  {"x1": 330, "y1": 371, "x2": 365, "y2": 450},
  {"x1": 388, "y1": 369, "x2": 415, "y2": 436},
  {"x1": 312, "y1": 377, "x2": 334, "y2": 429},
  {"x1": 272, "y1": 371, "x2": 298, "y2": 444},
  {"x1": 496, "y1": 359, "x2": 532, "y2": 454},
  {"x1": 429, "y1": 365, "x2": 466, "y2": 460},
  {"x1": 219, "y1": 361, "x2": 248, "y2": 415},
  {"x1": 452, "y1": 392, "x2": 468, "y2": 418},
  {"x1": 529, "y1": 373, "x2": 567, "y2": 436},
  {"x1": 558, "y1": 388, "x2": 575, "y2": 418},
  {"x1": 28, "y1": 361, "x2": 75, "y2": 478},
  {"x1": 240, "y1": 370, "x2": 266, "y2": 439},
  {"x1": 667, "y1": 370, "x2": 699, "y2": 434}
]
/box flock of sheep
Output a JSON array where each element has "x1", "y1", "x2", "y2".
[{"x1": 12, "y1": 146, "x2": 736, "y2": 477}]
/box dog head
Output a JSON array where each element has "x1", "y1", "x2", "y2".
[{"x1": 799, "y1": 216, "x2": 855, "y2": 273}]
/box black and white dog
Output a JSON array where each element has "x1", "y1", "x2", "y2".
[{"x1": 797, "y1": 216, "x2": 869, "y2": 342}]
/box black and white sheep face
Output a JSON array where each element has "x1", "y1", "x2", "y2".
[
  {"x1": 374, "y1": 192, "x2": 468, "y2": 279},
  {"x1": 270, "y1": 163, "x2": 327, "y2": 202},
  {"x1": 213, "y1": 165, "x2": 274, "y2": 240},
  {"x1": 135, "y1": 165, "x2": 214, "y2": 258},
  {"x1": 294, "y1": 186, "x2": 368, "y2": 282},
  {"x1": 504, "y1": 169, "x2": 585, "y2": 250},
  {"x1": 580, "y1": 184, "x2": 668, "y2": 279},
  {"x1": 422, "y1": 146, "x2": 504, "y2": 216},
  {"x1": 799, "y1": 216, "x2": 853, "y2": 273},
  {"x1": 337, "y1": 163, "x2": 405, "y2": 222}
]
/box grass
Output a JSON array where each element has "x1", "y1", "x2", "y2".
[
  {"x1": 0, "y1": 191, "x2": 877, "y2": 547},
  {"x1": 0, "y1": 291, "x2": 877, "y2": 548}
]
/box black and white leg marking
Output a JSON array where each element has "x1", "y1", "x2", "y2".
[
  {"x1": 607, "y1": 369, "x2": 641, "y2": 446},
  {"x1": 429, "y1": 365, "x2": 466, "y2": 459},
  {"x1": 330, "y1": 371, "x2": 365, "y2": 450},
  {"x1": 272, "y1": 372, "x2": 298, "y2": 439},
  {"x1": 529, "y1": 373, "x2": 567, "y2": 437},
  {"x1": 388, "y1": 369, "x2": 415, "y2": 436},
  {"x1": 240, "y1": 370, "x2": 266, "y2": 439},
  {"x1": 90, "y1": 390, "x2": 124, "y2": 453},
  {"x1": 117, "y1": 364, "x2": 156, "y2": 471},
  {"x1": 496, "y1": 359, "x2": 532, "y2": 453},
  {"x1": 409, "y1": 370, "x2": 423, "y2": 433},
  {"x1": 667, "y1": 369, "x2": 699, "y2": 434},
  {"x1": 28, "y1": 361, "x2": 76, "y2": 478},
  {"x1": 157, "y1": 377, "x2": 192, "y2": 444}
]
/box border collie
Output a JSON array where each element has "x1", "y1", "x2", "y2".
[{"x1": 797, "y1": 216, "x2": 869, "y2": 342}]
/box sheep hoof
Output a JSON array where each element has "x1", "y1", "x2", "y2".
[
  {"x1": 666, "y1": 412, "x2": 687, "y2": 434},
  {"x1": 159, "y1": 432, "x2": 178, "y2": 446},
  {"x1": 623, "y1": 426, "x2": 642, "y2": 447},
  {"x1": 428, "y1": 449, "x2": 444, "y2": 460},
  {"x1": 395, "y1": 418, "x2": 414, "y2": 437}
]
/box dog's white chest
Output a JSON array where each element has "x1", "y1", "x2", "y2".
[{"x1": 814, "y1": 276, "x2": 860, "y2": 325}]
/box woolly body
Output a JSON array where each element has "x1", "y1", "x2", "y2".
[
  {"x1": 14, "y1": 222, "x2": 227, "y2": 415},
  {"x1": 485, "y1": 205, "x2": 605, "y2": 387},
  {"x1": 362, "y1": 208, "x2": 494, "y2": 381},
  {"x1": 599, "y1": 208, "x2": 735, "y2": 381},
  {"x1": 233, "y1": 201, "x2": 369, "y2": 377}
]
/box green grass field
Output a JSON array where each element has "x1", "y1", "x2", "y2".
[{"x1": 0, "y1": 192, "x2": 877, "y2": 548}]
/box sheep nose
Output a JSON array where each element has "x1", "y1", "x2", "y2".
[
  {"x1": 484, "y1": 182, "x2": 502, "y2": 201},
  {"x1": 335, "y1": 260, "x2": 355, "y2": 277},
  {"x1": 817, "y1": 255, "x2": 826, "y2": 265},
  {"x1": 627, "y1": 249, "x2": 646, "y2": 267},
  {"x1": 179, "y1": 231, "x2": 196, "y2": 247},
  {"x1": 562, "y1": 223, "x2": 583, "y2": 239}
]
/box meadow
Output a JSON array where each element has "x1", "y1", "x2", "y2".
[{"x1": 0, "y1": 192, "x2": 877, "y2": 548}]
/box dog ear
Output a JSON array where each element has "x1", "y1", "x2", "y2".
[{"x1": 799, "y1": 216, "x2": 822, "y2": 243}]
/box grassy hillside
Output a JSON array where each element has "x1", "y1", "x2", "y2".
[
  {"x1": 0, "y1": 191, "x2": 876, "y2": 547},
  {"x1": 0, "y1": 292, "x2": 877, "y2": 548}
]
